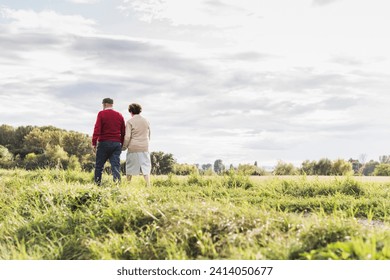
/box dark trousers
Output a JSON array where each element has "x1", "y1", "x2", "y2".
[{"x1": 94, "y1": 141, "x2": 122, "y2": 185}]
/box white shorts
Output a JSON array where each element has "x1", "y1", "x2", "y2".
[{"x1": 126, "y1": 152, "x2": 151, "y2": 175}]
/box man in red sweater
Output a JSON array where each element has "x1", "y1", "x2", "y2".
[{"x1": 92, "y1": 98, "x2": 125, "y2": 185}]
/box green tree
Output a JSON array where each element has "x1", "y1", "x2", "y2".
[
  {"x1": 214, "y1": 159, "x2": 225, "y2": 174},
  {"x1": 0, "y1": 125, "x2": 15, "y2": 150},
  {"x1": 200, "y1": 163, "x2": 213, "y2": 175},
  {"x1": 23, "y1": 127, "x2": 64, "y2": 155},
  {"x1": 0, "y1": 145, "x2": 13, "y2": 162},
  {"x1": 12, "y1": 125, "x2": 35, "y2": 157},
  {"x1": 300, "y1": 160, "x2": 316, "y2": 175},
  {"x1": 201, "y1": 164, "x2": 212, "y2": 171},
  {"x1": 0, "y1": 145, "x2": 14, "y2": 168},
  {"x1": 62, "y1": 131, "x2": 93, "y2": 160},
  {"x1": 373, "y1": 163, "x2": 390, "y2": 176},
  {"x1": 332, "y1": 159, "x2": 353, "y2": 175},
  {"x1": 273, "y1": 161, "x2": 297, "y2": 175},
  {"x1": 379, "y1": 155, "x2": 390, "y2": 164},
  {"x1": 348, "y1": 158, "x2": 362, "y2": 175},
  {"x1": 151, "y1": 151, "x2": 175, "y2": 175},
  {"x1": 316, "y1": 158, "x2": 333, "y2": 175},
  {"x1": 362, "y1": 160, "x2": 379, "y2": 176},
  {"x1": 23, "y1": 128, "x2": 48, "y2": 154}
]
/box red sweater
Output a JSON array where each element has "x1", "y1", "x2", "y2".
[{"x1": 92, "y1": 109, "x2": 125, "y2": 146}]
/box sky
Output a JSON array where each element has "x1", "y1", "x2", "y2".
[{"x1": 1, "y1": 0, "x2": 390, "y2": 167}]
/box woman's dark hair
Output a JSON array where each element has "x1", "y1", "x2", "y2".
[{"x1": 128, "y1": 103, "x2": 142, "y2": 114}]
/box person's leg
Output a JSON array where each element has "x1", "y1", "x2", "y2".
[
  {"x1": 94, "y1": 142, "x2": 109, "y2": 185},
  {"x1": 109, "y1": 142, "x2": 122, "y2": 183},
  {"x1": 140, "y1": 152, "x2": 151, "y2": 187},
  {"x1": 143, "y1": 174, "x2": 150, "y2": 187},
  {"x1": 126, "y1": 152, "x2": 137, "y2": 183}
]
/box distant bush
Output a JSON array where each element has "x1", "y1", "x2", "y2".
[
  {"x1": 300, "y1": 158, "x2": 352, "y2": 176},
  {"x1": 0, "y1": 145, "x2": 14, "y2": 169},
  {"x1": 374, "y1": 163, "x2": 390, "y2": 176},
  {"x1": 173, "y1": 163, "x2": 198, "y2": 175},
  {"x1": 237, "y1": 164, "x2": 267, "y2": 176},
  {"x1": 274, "y1": 161, "x2": 298, "y2": 175}
]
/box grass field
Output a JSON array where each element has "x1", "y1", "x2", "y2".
[{"x1": 0, "y1": 168, "x2": 389, "y2": 260}]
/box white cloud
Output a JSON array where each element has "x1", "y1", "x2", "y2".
[
  {"x1": 0, "y1": 7, "x2": 96, "y2": 35},
  {"x1": 67, "y1": 0, "x2": 100, "y2": 4},
  {"x1": 119, "y1": 0, "x2": 259, "y2": 28},
  {"x1": 312, "y1": 0, "x2": 342, "y2": 6}
]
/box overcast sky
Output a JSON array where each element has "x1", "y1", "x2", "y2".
[{"x1": 1, "y1": 0, "x2": 390, "y2": 167}]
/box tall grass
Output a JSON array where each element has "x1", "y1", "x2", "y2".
[{"x1": 0, "y1": 169, "x2": 389, "y2": 259}]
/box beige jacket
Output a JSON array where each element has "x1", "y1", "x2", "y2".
[{"x1": 122, "y1": 115, "x2": 150, "y2": 152}]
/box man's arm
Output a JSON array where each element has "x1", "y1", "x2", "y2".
[
  {"x1": 92, "y1": 112, "x2": 102, "y2": 148},
  {"x1": 120, "y1": 115, "x2": 126, "y2": 146}
]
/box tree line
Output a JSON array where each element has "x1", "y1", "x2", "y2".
[
  {"x1": 206, "y1": 158, "x2": 390, "y2": 176},
  {"x1": 0, "y1": 124, "x2": 94, "y2": 171},
  {"x1": 0, "y1": 124, "x2": 178, "y2": 174},
  {"x1": 1, "y1": 124, "x2": 390, "y2": 176}
]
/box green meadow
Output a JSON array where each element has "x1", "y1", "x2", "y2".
[{"x1": 0, "y1": 168, "x2": 389, "y2": 260}]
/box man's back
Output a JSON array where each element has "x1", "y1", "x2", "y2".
[{"x1": 92, "y1": 109, "x2": 125, "y2": 146}]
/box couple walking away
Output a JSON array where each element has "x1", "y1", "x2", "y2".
[{"x1": 92, "y1": 98, "x2": 151, "y2": 187}]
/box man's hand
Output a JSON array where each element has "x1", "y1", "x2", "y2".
[{"x1": 93, "y1": 146, "x2": 97, "y2": 153}]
